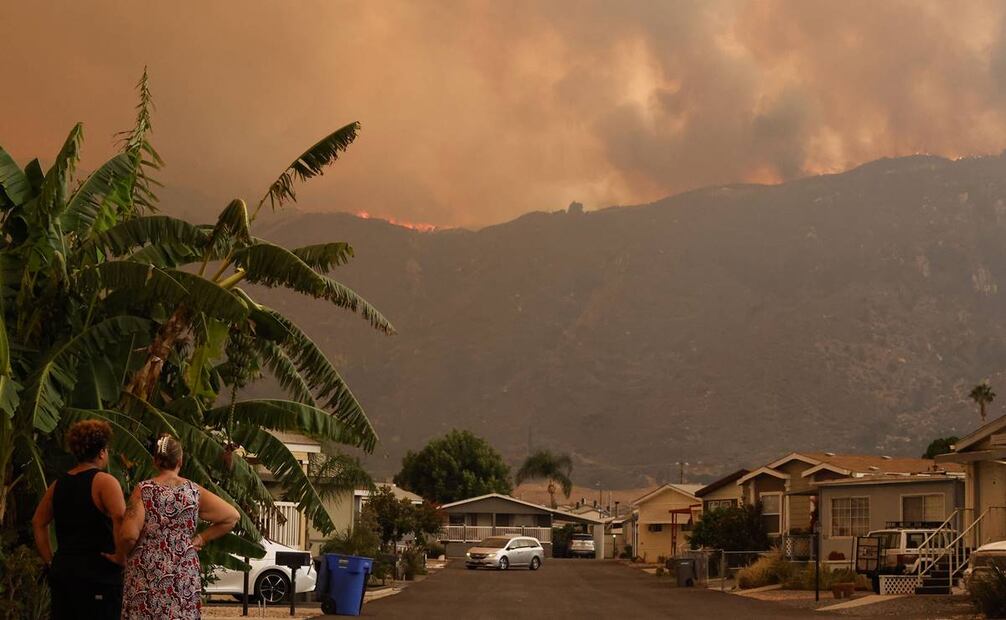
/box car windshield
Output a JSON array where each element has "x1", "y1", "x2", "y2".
[{"x1": 478, "y1": 537, "x2": 511, "y2": 549}]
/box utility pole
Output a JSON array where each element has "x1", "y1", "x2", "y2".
[{"x1": 676, "y1": 461, "x2": 689, "y2": 484}]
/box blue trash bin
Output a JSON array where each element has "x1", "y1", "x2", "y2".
[{"x1": 320, "y1": 554, "x2": 373, "y2": 616}]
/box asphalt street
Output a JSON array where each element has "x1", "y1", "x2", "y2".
[{"x1": 358, "y1": 559, "x2": 823, "y2": 619}]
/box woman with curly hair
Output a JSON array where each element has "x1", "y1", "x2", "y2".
[
  {"x1": 119, "y1": 434, "x2": 239, "y2": 620},
  {"x1": 32, "y1": 419, "x2": 127, "y2": 619}
]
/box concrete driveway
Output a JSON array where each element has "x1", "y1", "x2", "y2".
[{"x1": 357, "y1": 559, "x2": 824, "y2": 619}]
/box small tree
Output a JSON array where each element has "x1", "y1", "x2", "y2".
[
  {"x1": 515, "y1": 450, "x2": 573, "y2": 508},
  {"x1": 969, "y1": 382, "x2": 996, "y2": 424},
  {"x1": 922, "y1": 436, "x2": 959, "y2": 459},
  {"x1": 394, "y1": 430, "x2": 512, "y2": 503},
  {"x1": 688, "y1": 503, "x2": 770, "y2": 552},
  {"x1": 367, "y1": 486, "x2": 416, "y2": 551}
]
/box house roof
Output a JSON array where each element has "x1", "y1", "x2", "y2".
[
  {"x1": 440, "y1": 493, "x2": 548, "y2": 512},
  {"x1": 742, "y1": 451, "x2": 961, "y2": 483},
  {"x1": 356, "y1": 483, "x2": 423, "y2": 504},
  {"x1": 630, "y1": 483, "x2": 703, "y2": 507},
  {"x1": 736, "y1": 466, "x2": 791, "y2": 485},
  {"x1": 953, "y1": 414, "x2": 1006, "y2": 452},
  {"x1": 695, "y1": 469, "x2": 749, "y2": 497},
  {"x1": 813, "y1": 472, "x2": 965, "y2": 487}
]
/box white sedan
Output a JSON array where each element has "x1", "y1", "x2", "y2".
[{"x1": 205, "y1": 540, "x2": 317, "y2": 604}]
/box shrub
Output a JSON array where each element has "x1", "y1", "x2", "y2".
[
  {"x1": 656, "y1": 555, "x2": 667, "y2": 565},
  {"x1": 688, "y1": 504, "x2": 770, "y2": 552},
  {"x1": 320, "y1": 511, "x2": 382, "y2": 559},
  {"x1": 425, "y1": 542, "x2": 446, "y2": 559},
  {"x1": 552, "y1": 524, "x2": 576, "y2": 558},
  {"x1": 619, "y1": 545, "x2": 633, "y2": 559},
  {"x1": 782, "y1": 565, "x2": 868, "y2": 591},
  {"x1": 401, "y1": 547, "x2": 427, "y2": 580},
  {"x1": 968, "y1": 560, "x2": 1006, "y2": 618},
  {"x1": 736, "y1": 554, "x2": 794, "y2": 589},
  {"x1": 655, "y1": 566, "x2": 666, "y2": 578},
  {"x1": 0, "y1": 545, "x2": 49, "y2": 620}
]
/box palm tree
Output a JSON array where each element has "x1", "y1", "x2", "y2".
[
  {"x1": 0, "y1": 71, "x2": 393, "y2": 568},
  {"x1": 516, "y1": 450, "x2": 573, "y2": 509},
  {"x1": 969, "y1": 382, "x2": 996, "y2": 424}
]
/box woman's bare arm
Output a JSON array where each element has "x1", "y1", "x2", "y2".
[
  {"x1": 31, "y1": 483, "x2": 56, "y2": 565},
  {"x1": 194, "y1": 485, "x2": 239, "y2": 548},
  {"x1": 118, "y1": 486, "x2": 145, "y2": 558},
  {"x1": 94, "y1": 472, "x2": 127, "y2": 564}
]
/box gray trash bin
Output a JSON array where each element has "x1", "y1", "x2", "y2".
[{"x1": 673, "y1": 558, "x2": 696, "y2": 587}]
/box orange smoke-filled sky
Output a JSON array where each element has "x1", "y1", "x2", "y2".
[{"x1": 3, "y1": 1, "x2": 1006, "y2": 228}]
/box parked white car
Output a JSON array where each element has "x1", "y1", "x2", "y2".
[
  {"x1": 205, "y1": 539, "x2": 317, "y2": 604},
  {"x1": 465, "y1": 536, "x2": 545, "y2": 570},
  {"x1": 964, "y1": 540, "x2": 1006, "y2": 582},
  {"x1": 867, "y1": 528, "x2": 954, "y2": 573}
]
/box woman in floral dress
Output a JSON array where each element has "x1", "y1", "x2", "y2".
[{"x1": 119, "y1": 435, "x2": 239, "y2": 619}]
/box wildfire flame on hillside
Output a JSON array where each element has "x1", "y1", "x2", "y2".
[{"x1": 356, "y1": 211, "x2": 438, "y2": 232}]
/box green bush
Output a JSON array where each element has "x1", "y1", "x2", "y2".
[
  {"x1": 968, "y1": 560, "x2": 1006, "y2": 618},
  {"x1": 736, "y1": 553, "x2": 794, "y2": 589},
  {"x1": 655, "y1": 566, "x2": 666, "y2": 578},
  {"x1": 0, "y1": 545, "x2": 50, "y2": 620},
  {"x1": 551, "y1": 524, "x2": 576, "y2": 558},
  {"x1": 320, "y1": 512, "x2": 381, "y2": 559},
  {"x1": 619, "y1": 544, "x2": 633, "y2": 559}
]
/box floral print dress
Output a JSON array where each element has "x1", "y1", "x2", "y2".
[{"x1": 122, "y1": 480, "x2": 202, "y2": 619}]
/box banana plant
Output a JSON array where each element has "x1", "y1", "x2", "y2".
[{"x1": 0, "y1": 72, "x2": 393, "y2": 569}]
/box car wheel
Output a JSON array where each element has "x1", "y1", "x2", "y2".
[
  {"x1": 467, "y1": 565, "x2": 477, "y2": 570},
  {"x1": 529, "y1": 557, "x2": 541, "y2": 571},
  {"x1": 498, "y1": 557, "x2": 509, "y2": 571},
  {"x1": 255, "y1": 570, "x2": 291, "y2": 604}
]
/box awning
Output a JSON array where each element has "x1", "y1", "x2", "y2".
[{"x1": 935, "y1": 448, "x2": 1006, "y2": 463}]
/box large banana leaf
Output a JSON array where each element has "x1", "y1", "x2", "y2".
[
  {"x1": 255, "y1": 308, "x2": 377, "y2": 450},
  {"x1": 229, "y1": 422, "x2": 335, "y2": 534},
  {"x1": 37, "y1": 123, "x2": 84, "y2": 223},
  {"x1": 204, "y1": 399, "x2": 374, "y2": 451},
  {"x1": 23, "y1": 316, "x2": 150, "y2": 432},
  {"x1": 234, "y1": 241, "x2": 394, "y2": 334},
  {"x1": 0, "y1": 146, "x2": 31, "y2": 206},
  {"x1": 61, "y1": 153, "x2": 134, "y2": 235},
  {"x1": 256, "y1": 122, "x2": 359, "y2": 216},
  {"x1": 252, "y1": 339, "x2": 315, "y2": 406},
  {"x1": 291, "y1": 242, "x2": 354, "y2": 273},
  {"x1": 77, "y1": 215, "x2": 210, "y2": 261},
  {"x1": 165, "y1": 270, "x2": 249, "y2": 323},
  {"x1": 61, "y1": 408, "x2": 158, "y2": 481}
]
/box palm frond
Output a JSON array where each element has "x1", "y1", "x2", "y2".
[
  {"x1": 23, "y1": 316, "x2": 150, "y2": 432},
  {"x1": 230, "y1": 422, "x2": 335, "y2": 534},
  {"x1": 37, "y1": 123, "x2": 85, "y2": 223},
  {"x1": 234, "y1": 241, "x2": 394, "y2": 334},
  {"x1": 117, "y1": 68, "x2": 162, "y2": 213},
  {"x1": 291, "y1": 243, "x2": 355, "y2": 273},
  {"x1": 60, "y1": 153, "x2": 135, "y2": 235},
  {"x1": 165, "y1": 270, "x2": 249, "y2": 323},
  {"x1": 0, "y1": 146, "x2": 31, "y2": 207},
  {"x1": 205, "y1": 199, "x2": 251, "y2": 250},
  {"x1": 254, "y1": 122, "x2": 360, "y2": 218}
]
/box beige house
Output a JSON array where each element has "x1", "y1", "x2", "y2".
[
  {"x1": 629, "y1": 484, "x2": 702, "y2": 562},
  {"x1": 936, "y1": 415, "x2": 1006, "y2": 545},
  {"x1": 255, "y1": 432, "x2": 321, "y2": 551},
  {"x1": 737, "y1": 452, "x2": 956, "y2": 539}
]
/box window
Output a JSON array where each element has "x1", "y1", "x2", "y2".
[
  {"x1": 448, "y1": 514, "x2": 465, "y2": 525},
  {"x1": 647, "y1": 524, "x2": 663, "y2": 532},
  {"x1": 706, "y1": 499, "x2": 737, "y2": 511},
  {"x1": 831, "y1": 497, "x2": 869, "y2": 537},
  {"x1": 905, "y1": 533, "x2": 927, "y2": 549},
  {"x1": 902, "y1": 494, "x2": 943, "y2": 524},
  {"x1": 761, "y1": 493, "x2": 782, "y2": 535}
]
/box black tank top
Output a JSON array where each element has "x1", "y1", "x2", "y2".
[{"x1": 51, "y1": 469, "x2": 122, "y2": 584}]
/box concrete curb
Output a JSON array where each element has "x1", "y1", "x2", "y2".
[{"x1": 816, "y1": 594, "x2": 905, "y2": 611}]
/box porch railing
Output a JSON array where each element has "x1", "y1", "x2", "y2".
[
  {"x1": 256, "y1": 500, "x2": 304, "y2": 549},
  {"x1": 436, "y1": 525, "x2": 553, "y2": 543}
]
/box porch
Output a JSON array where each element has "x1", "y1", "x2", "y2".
[{"x1": 437, "y1": 524, "x2": 553, "y2": 543}]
